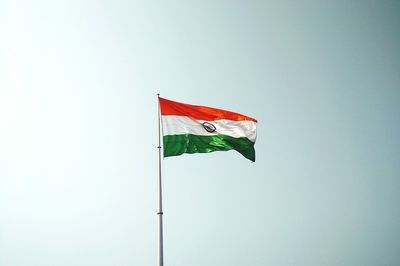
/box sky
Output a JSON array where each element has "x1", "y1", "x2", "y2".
[{"x1": 1, "y1": 0, "x2": 400, "y2": 265}]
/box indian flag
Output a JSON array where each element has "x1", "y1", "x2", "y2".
[{"x1": 159, "y1": 97, "x2": 257, "y2": 162}]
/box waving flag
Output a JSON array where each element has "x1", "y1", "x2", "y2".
[{"x1": 159, "y1": 97, "x2": 257, "y2": 161}]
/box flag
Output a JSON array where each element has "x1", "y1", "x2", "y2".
[{"x1": 159, "y1": 97, "x2": 257, "y2": 161}]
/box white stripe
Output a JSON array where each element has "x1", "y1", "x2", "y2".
[{"x1": 161, "y1": 115, "x2": 257, "y2": 143}]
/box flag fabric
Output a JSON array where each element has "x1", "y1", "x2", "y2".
[{"x1": 159, "y1": 97, "x2": 257, "y2": 162}]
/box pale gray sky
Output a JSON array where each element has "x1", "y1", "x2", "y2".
[{"x1": 1, "y1": 1, "x2": 399, "y2": 265}]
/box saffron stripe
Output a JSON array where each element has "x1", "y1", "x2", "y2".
[
  {"x1": 159, "y1": 97, "x2": 257, "y2": 122},
  {"x1": 163, "y1": 134, "x2": 256, "y2": 162}
]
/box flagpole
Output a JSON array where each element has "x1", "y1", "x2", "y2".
[{"x1": 157, "y1": 93, "x2": 164, "y2": 266}]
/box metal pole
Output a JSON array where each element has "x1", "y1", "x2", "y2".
[{"x1": 157, "y1": 94, "x2": 164, "y2": 266}]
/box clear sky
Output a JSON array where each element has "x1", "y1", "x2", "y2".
[{"x1": 1, "y1": 1, "x2": 399, "y2": 265}]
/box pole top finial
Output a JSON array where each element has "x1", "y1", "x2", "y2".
[{"x1": 157, "y1": 93, "x2": 160, "y2": 97}]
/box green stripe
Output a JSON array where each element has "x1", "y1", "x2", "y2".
[{"x1": 163, "y1": 134, "x2": 255, "y2": 162}]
